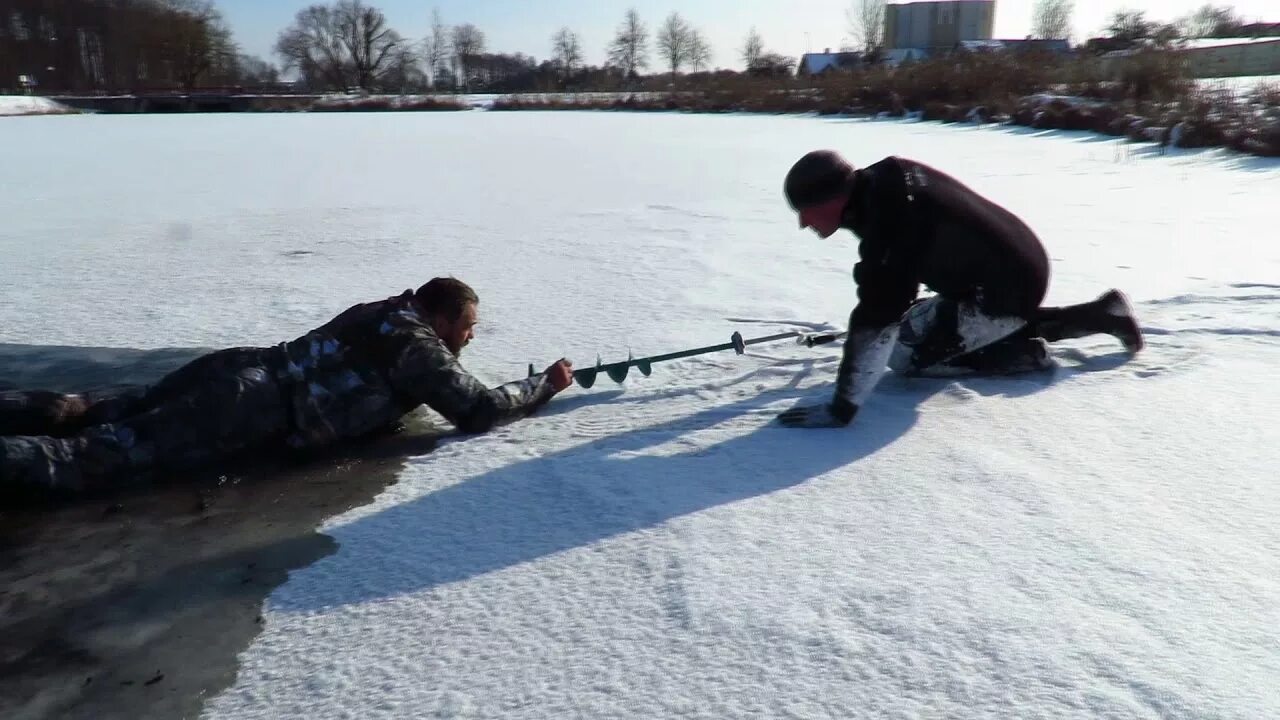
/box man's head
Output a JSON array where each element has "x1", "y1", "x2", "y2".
[
  {"x1": 415, "y1": 277, "x2": 479, "y2": 355},
  {"x1": 784, "y1": 150, "x2": 856, "y2": 239}
]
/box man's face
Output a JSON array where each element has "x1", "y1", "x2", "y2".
[
  {"x1": 797, "y1": 194, "x2": 848, "y2": 239},
  {"x1": 434, "y1": 302, "x2": 478, "y2": 356}
]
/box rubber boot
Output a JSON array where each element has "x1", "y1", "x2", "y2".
[{"x1": 1033, "y1": 289, "x2": 1144, "y2": 353}]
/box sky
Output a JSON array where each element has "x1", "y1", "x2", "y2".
[{"x1": 219, "y1": 0, "x2": 1280, "y2": 70}]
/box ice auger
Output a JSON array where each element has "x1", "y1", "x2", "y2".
[{"x1": 529, "y1": 328, "x2": 847, "y2": 388}]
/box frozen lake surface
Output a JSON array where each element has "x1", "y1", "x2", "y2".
[{"x1": 2, "y1": 110, "x2": 1279, "y2": 719}]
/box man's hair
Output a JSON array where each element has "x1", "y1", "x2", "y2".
[
  {"x1": 784, "y1": 150, "x2": 856, "y2": 210},
  {"x1": 414, "y1": 277, "x2": 478, "y2": 321}
]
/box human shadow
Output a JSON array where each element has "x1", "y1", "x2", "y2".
[
  {"x1": 932, "y1": 347, "x2": 1137, "y2": 401},
  {"x1": 270, "y1": 370, "x2": 946, "y2": 613},
  {"x1": 537, "y1": 355, "x2": 824, "y2": 414}
]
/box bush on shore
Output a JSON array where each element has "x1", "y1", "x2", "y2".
[
  {"x1": 310, "y1": 95, "x2": 468, "y2": 112},
  {"x1": 492, "y1": 51, "x2": 1279, "y2": 158}
]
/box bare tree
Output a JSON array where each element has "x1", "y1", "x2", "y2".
[
  {"x1": 276, "y1": 4, "x2": 351, "y2": 90},
  {"x1": 338, "y1": 1, "x2": 405, "y2": 91},
  {"x1": 1031, "y1": 0, "x2": 1074, "y2": 40},
  {"x1": 845, "y1": 0, "x2": 886, "y2": 53},
  {"x1": 1106, "y1": 9, "x2": 1156, "y2": 43},
  {"x1": 749, "y1": 52, "x2": 795, "y2": 77},
  {"x1": 1181, "y1": 3, "x2": 1245, "y2": 38},
  {"x1": 382, "y1": 43, "x2": 426, "y2": 92},
  {"x1": 237, "y1": 54, "x2": 280, "y2": 85},
  {"x1": 551, "y1": 27, "x2": 583, "y2": 79},
  {"x1": 607, "y1": 8, "x2": 649, "y2": 78},
  {"x1": 163, "y1": 0, "x2": 238, "y2": 90},
  {"x1": 452, "y1": 23, "x2": 485, "y2": 90},
  {"x1": 656, "y1": 12, "x2": 691, "y2": 78},
  {"x1": 1, "y1": 0, "x2": 256, "y2": 92},
  {"x1": 688, "y1": 28, "x2": 712, "y2": 73},
  {"x1": 275, "y1": 1, "x2": 407, "y2": 91},
  {"x1": 422, "y1": 7, "x2": 450, "y2": 88},
  {"x1": 741, "y1": 26, "x2": 764, "y2": 71}
]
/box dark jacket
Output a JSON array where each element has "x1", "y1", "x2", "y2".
[
  {"x1": 841, "y1": 156, "x2": 1050, "y2": 330},
  {"x1": 274, "y1": 291, "x2": 556, "y2": 448},
  {"x1": 0, "y1": 292, "x2": 556, "y2": 494}
]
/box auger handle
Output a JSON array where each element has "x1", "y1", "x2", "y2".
[{"x1": 798, "y1": 331, "x2": 847, "y2": 347}]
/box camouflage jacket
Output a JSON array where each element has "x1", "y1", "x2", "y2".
[{"x1": 271, "y1": 291, "x2": 556, "y2": 450}]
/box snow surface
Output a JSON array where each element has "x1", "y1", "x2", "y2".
[
  {"x1": 0, "y1": 95, "x2": 77, "y2": 116},
  {"x1": 1183, "y1": 37, "x2": 1280, "y2": 50},
  {"x1": 1195, "y1": 73, "x2": 1280, "y2": 95},
  {"x1": 2, "y1": 112, "x2": 1279, "y2": 719}
]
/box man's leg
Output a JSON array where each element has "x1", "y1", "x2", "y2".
[
  {"x1": 1030, "y1": 289, "x2": 1145, "y2": 353},
  {"x1": 0, "y1": 348, "x2": 274, "y2": 439},
  {"x1": 0, "y1": 386, "x2": 155, "y2": 437},
  {"x1": 888, "y1": 297, "x2": 1052, "y2": 377},
  {"x1": 0, "y1": 390, "x2": 92, "y2": 437},
  {"x1": 1, "y1": 361, "x2": 289, "y2": 497}
]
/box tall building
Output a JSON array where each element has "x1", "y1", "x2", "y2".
[{"x1": 884, "y1": 0, "x2": 996, "y2": 52}]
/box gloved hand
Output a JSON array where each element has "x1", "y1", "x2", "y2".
[
  {"x1": 776, "y1": 396, "x2": 858, "y2": 428},
  {"x1": 544, "y1": 359, "x2": 575, "y2": 392}
]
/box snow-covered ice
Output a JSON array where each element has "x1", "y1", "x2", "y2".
[
  {"x1": 1195, "y1": 74, "x2": 1280, "y2": 94},
  {"x1": 2, "y1": 111, "x2": 1278, "y2": 719},
  {"x1": 0, "y1": 95, "x2": 77, "y2": 116}
]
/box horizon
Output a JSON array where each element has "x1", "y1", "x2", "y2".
[{"x1": 217, "y1": 1, "x2": 1280, "y2": 71}]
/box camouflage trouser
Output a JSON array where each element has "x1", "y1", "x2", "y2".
[{"x1": 0, "y1": 348, "x2": 289, "y2": 495}]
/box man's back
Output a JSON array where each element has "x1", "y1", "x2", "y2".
[
  {"x1": 278, "y1": 290, "x2": 558, "y2": 447},
  {"x1": 846, "y1": 156, "x2": 1050, "y2": 326},
  {"x1": 275, "y1": 291, "x2": 431, "y2": 449}
]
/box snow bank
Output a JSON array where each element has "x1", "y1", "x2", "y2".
[{"x1": 0, "y1": 95, "x2": 78, "y2": 116}]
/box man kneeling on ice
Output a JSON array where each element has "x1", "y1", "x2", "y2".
[
  {"x1": 777, "y1": 151, "x2": 1144, "y2": 428},
  {"x1": 0, "y1": 277, "x2": 575, "y2": 496}
]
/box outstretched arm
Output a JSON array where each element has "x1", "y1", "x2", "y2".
[
  {"x1": 777, "y1": 320, "x2": 899, "y2": 428},
  {"x1": 389, "y1": 337, "x2": 566, "y2": 434}
]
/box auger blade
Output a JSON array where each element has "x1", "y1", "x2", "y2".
[
  {"x1": 574, "y1": 354, "x2": 605, "y2": 389},
  {"x1": 605, "y1": 351, "x2": 636, "y2": 384}
]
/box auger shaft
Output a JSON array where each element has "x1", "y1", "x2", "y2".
[{"x1": 530, "y1": 328, "x2": 848, "y2": 388}]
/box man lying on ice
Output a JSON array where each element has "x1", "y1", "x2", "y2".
[{"x1": 0, "y1": 277, "x2": 574, "y2": 497}]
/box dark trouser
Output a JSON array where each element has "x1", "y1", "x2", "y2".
[
  {"x1": 889, "y1": 297, "x2": 1039, "y2": 376},
  {"x1": 890, "y1": 289, "x2": 1141, "y2": 376},
  {"x1": 0, "y1": 348, "x2": 289, "y2": 495}
]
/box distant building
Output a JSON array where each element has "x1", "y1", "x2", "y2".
[
  {"x1": 1236, "y1": 22, "x2": 1280, "y2": 38},
  {"x1": 959, "y1": 38, "x2": 1071, "y2": 55},
  {"x1": 797, "y1": 49, "x2": 864, "y2": 76},
  {"x1": 1098, "y1": 36, "x2": 1280, "y2": 79},
  {"x1": 884, "y1": 0, "x2": 996, "y2": 52},
  {"x1": 1179, "y1": 37, "x2": 1280, "y2": 78},
  {"x1": 883, "y1": 48, "x2": 930, "y2": 66}
]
